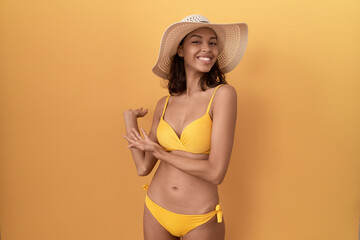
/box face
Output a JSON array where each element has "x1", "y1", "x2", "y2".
[{"x1": 177, "y1": 27, "x2": 219, "y2": 76}]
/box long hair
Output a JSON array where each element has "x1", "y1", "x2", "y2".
[{"x1": 167, "y1": 39, "x2": 227, "y2": 95}]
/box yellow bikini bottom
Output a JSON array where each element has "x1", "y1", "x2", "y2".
[{"x1": 143, "y1": 184, "x2": 223, "y2": 237}]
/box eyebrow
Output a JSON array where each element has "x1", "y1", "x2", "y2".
[{"x1": 189, "y1": 34, "x2": 217, "y2": 40}]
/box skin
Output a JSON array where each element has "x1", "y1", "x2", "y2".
[{"x1": 123, "y1": 27, "x2": 237, "y2": 240}]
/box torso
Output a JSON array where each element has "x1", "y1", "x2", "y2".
[{"x1": 147, "y1": 86, "x2": 221, "y2": 215}]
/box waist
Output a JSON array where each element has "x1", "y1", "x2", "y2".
[{"x1": 147, "y1": 161, "x2": 219, "y2": 214}]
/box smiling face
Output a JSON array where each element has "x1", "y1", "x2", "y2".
[{"x1": 177, "y1": 27, "x2": 219, "y2": 77}]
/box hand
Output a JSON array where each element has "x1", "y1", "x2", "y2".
[
  {"x1": 123, "y1": 128, "x2": 165, "y2": 157},
  {"x1": 123, "y1": 107, "x2": 148, "y2": 119}
]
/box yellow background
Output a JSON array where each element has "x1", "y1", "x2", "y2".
[{"x1": 1, "y1": 0, "x2": 359, "y2": 239}]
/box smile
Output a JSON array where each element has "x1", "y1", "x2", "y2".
[{"x1": 197, "y1": 57, "x2": 212, "y2": 64}]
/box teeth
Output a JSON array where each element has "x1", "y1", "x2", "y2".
[{"x1": 198, "y1": 57, "x2": 211, "y2": 61}]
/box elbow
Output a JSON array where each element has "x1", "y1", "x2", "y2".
[
  {"x1": 137, "y1": 171, "x2": 149, "y2": 177},
  {"x1": 212, "y1": 176, "x2": 224, "y2": 185},
  {"x1": 211, "y1": 171, "x2": 225, "y2": 185},
  {"x1": 137, "y1": 167, "x2": 151, "y2": 176}
]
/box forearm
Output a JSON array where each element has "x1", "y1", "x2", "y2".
[
  {"x1": 155, "y1": 150, "x2": 220, "y2": 184},
  {"x1": 123, "y1": 113, "x2": 151, "y2": 175}
]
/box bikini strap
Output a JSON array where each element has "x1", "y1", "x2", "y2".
[
  {"x1": 206, "y1": 84, "x2": 223, "y2": 113},
  {"x1": 161, "y1": 95, "x2": 170, "y2": 118}
]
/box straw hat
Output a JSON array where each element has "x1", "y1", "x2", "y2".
[{"x1": 152, "y1": 14, "x2": 248, "y2": 79}]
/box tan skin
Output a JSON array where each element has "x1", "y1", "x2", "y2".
[{"x1": 123, "y1": 27, "x2": 237, "y2": 240}]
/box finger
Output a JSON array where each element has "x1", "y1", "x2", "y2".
[
  {"x1": 128, "y1": 130, "x2": 139, "y2": 142},
  {"x1": 129, "y1": 128, "x2": 140, "y2": 141},
  {"x1": 140, "y1": 128, "x2": 149, "y2": 139},
  {"x1": 137, "y1": 108, "x2": 148, "y2": 117},
  {"x1": 132, "y1": 127, "x2": 143, "y2": 140},
  {"x1": 127, "y1": 143, "x2": 144, "y2": 151},
  {"x1": 142, "y1": 108, "x2": 148, "y2": 115},
  {"x1": 127, "y1": 144, "x2": 137, "y2": 149},
  {"x1": 123, "y1": 135, "x2": 136, "y2": 144}
]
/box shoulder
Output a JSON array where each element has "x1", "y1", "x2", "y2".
[
  {"x1": 156, "y1": 95, "x2": 169, "y2": 107},
  {"x1": 209, "y1": 84, "x2": 237, "y2": 117},
  {"x1": 153, "y1": 95, "x2": 169, "y2": 115},
  {"x1": 214, "y1": 84, "x2": 237, "y2": 102}
]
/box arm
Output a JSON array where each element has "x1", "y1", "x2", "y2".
[
  {"x1": 154, "y1": 85, "x2": 237, "y2": 184},
  {"x1": 123, "y1": 96, "x2": 167, "y2": 176},
  {"x1": 126, "y1": 85, "x2": 237, "y2": 184}
]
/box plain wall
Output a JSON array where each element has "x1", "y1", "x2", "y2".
[{"x1": 0, "y1": 0, "x2": 359, "y2": 239}]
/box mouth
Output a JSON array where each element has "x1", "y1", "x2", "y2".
[{"x1": 196, "y1": 56, "x2": 213, "y2": 64}]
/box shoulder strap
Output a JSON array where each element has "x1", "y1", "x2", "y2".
[
  {"x1": 161, "y1": 95, "x2": 170, "y2": 117},
  {"x1": 206, "y1": 84, "x2": 223, "y2": 113}
]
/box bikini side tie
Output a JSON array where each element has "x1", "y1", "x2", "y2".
[{"x1": 215, "y1": 204, "x2": 223, "y2": 223}]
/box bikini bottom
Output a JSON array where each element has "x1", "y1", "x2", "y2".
[{"x1": 143, "y1": 184, "x2": 222, "y2": 237}]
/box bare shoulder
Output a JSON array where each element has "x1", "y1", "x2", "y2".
[
  {"x1": 215, "y1": 84, "x2": 237, "y2": 102},
  {"x1": 153, "y1": 95, "x2": 169, "y2": 118},
  {"x1": 156, "y1": 95, "x2": 169, "y2": 109},
  {"x1": 209, "y1": 84, "x2": 237, "y2": 117}
]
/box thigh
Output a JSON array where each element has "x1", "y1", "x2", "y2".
[
  {"x1": 182, "y1": 215, "x2": 225, "y2": 240},
  {"x1": 143, "y1": 203, "x2": 180, "y2": 240}
]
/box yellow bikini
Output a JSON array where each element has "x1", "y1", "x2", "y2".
[
  {"x1": 156, "y1": 84, "x2": 223, "y2": 154},
  {"x1": 143, "y1": 185, "x2": 222, "y2": 237},
  {"x1": 144, "y1": 84, "x2": 224, "y2": 237}
]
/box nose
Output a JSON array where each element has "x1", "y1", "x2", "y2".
[{"x1": 201, "y1": 43, "x2": 211, "y2": 52}]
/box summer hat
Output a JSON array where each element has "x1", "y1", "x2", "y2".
[{"x1": 152, "y1": 14, "x2": 248, "y2": 79}]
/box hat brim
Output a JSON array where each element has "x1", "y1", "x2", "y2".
[{"x1": 152, "y1": 21, "x2": 248, "y2": 79}]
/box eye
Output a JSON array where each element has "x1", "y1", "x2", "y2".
[
  {"x1": 192, "y1": 41, "x2": 201, "y2": 44},
  {"x1": 210, "y1": 42, "x2": 217, "y2": 46}
]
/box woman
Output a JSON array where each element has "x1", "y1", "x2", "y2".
[{"x1": 123, "y1": 14, "x2": 248, "y2": 240}]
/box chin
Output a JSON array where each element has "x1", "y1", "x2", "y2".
[
  {"x1": 200, "y1": 67, "x2": 214, "y2": 73},
  {"x1": 197, "y1": 65, "x2": 214, "y2": 72}
]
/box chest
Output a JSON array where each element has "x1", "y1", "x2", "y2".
[{"x1": 163, "y1": 96, "x2": 213, "y2": 137}]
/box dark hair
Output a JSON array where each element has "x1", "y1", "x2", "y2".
[{"x1": 166, "y1": 38, "x2": 227, "y2": 95}]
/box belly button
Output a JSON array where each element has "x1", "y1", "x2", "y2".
[{"x1": 172, "y1": 186, "x2": 178, "y2": 191}]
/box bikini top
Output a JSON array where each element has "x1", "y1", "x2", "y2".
[{"x1": 156, "y1": 84, "x2": 223, "y2": 154}]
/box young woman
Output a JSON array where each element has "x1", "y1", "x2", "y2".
[{"x1": 123, "y1": 14, "x2": 248, "y2": 240}]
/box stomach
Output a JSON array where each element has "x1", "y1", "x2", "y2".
[{"x1": 147, "y1": 150, "x2": 220, "y2": 215}]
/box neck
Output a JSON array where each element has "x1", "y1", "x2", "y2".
[{"x1": 184, "y1": 70, "x2": 204, "y2": 96}]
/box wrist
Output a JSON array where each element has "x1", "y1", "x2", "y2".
[
  {"x1": 123, "y1": 110, "x2": 137, "y2": 120},
  {"x1": 154, "y1": 146, "x2": 167, "y2": 160}
]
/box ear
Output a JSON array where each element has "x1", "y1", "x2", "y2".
[{"x1": 177, "y1": 45, "x2": 184, "y2": 57}]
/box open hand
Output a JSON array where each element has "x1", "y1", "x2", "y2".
[{"x1": 123, "y1": 128, "x2": 164, "y2": 156}]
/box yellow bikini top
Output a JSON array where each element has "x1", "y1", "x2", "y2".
[{"x1": 156, "y1": 84, "x2": 223, "y2": 154}]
